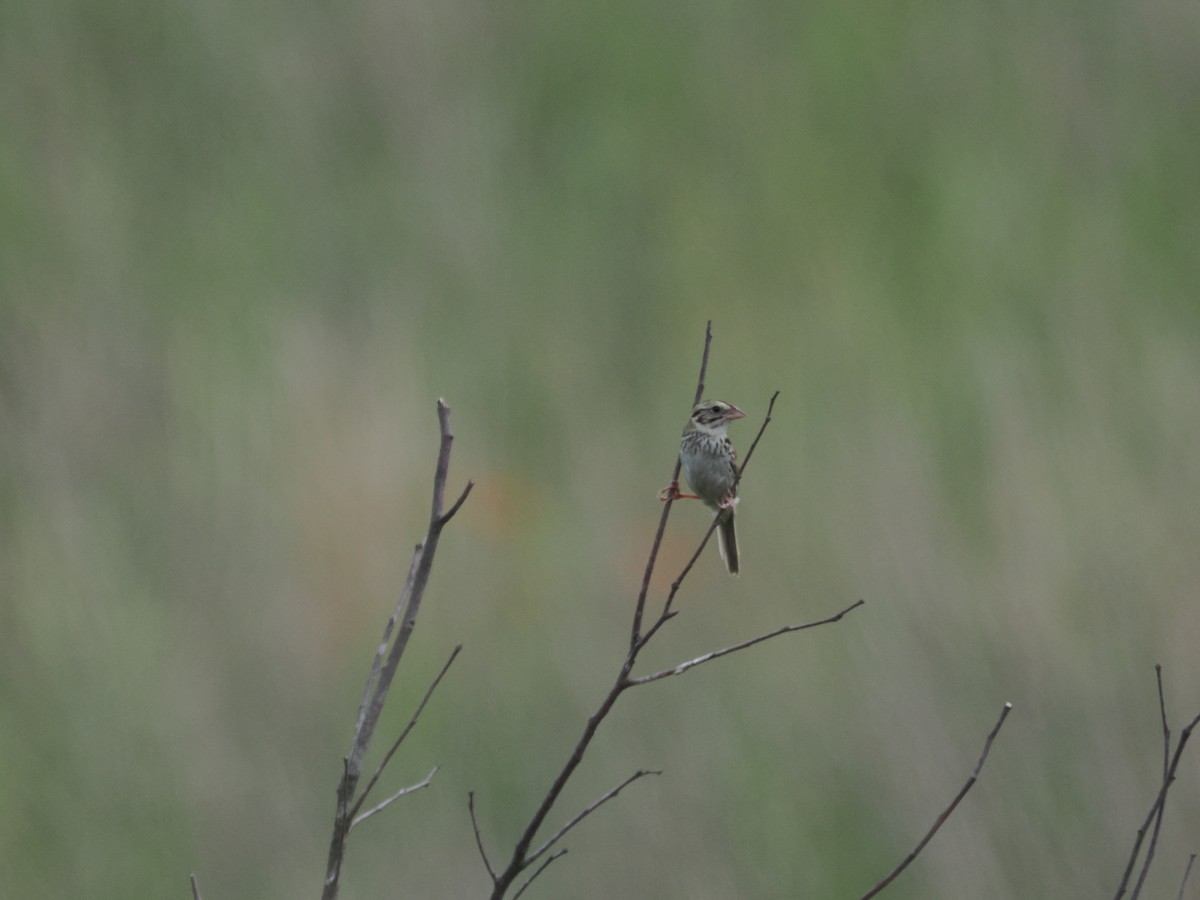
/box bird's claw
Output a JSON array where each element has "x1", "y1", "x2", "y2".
[{"x1": 659, "y1": 481, "x2": 700, "y2": 502}]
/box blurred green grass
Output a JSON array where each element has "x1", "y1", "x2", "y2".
[{"x1": 3, "y1": 0, "x2": 1200, "y2": 897}]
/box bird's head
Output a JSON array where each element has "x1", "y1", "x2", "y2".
[{"x1": 687, "y1": 400, "x2": 745, "y2": 435}]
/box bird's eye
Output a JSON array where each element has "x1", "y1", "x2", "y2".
[{"x1": 709, "y1": 405, "x2": 721, "y2": 414}]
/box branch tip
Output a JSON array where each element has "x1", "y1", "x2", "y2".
[
  {"x1": 1177, "y1": 853, "x2": 1197, "y2": 900},
  {"x1": 322, "y1": 400, "x2": 469, "y2": 900},
  {"x1": 632, "y1": 599, "x2": 864, "y2": 687},
  {"x1": 860, "y1": 702, "x2": 1012, "y2": 899},
  {"x1": 470, "y1": 792, "x2": 497, "y2": 882},
  {"x1": 349, "y1": 646, "x2": 462, "y2": 823},
  {"x1": 440, "y1": 479, "x2": 475, "y2": 525},
  {"x1": 526, "y1": 768, "x2": 663, "y2": 866},
  {"x1": 513, "y1": 849, "x2": 569, "y2": 900},
  {"x1": 351, "y1": 766, "x2": 439, "y2": 829},
  {"x1": 631, "y1": 321, "x2": 713, "y2": 648}
]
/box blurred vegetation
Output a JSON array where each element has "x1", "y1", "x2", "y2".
[{"x1": 2, "y1": 0, "x2": 1199, "y2": 897}]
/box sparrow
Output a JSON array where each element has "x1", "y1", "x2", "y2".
[{"x1": 661, "y1": 400, "x2": 745, "y2": 575}]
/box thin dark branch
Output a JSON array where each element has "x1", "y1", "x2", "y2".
[
  {"x1": 321, "y1": 399, "x2": 471, "y2": 900},
  {"x1": 1117, "y1": 707, "x2": 1200, "y2": 900},
  {"x1": 189, "y1": 873, "x2": 202, "y2": 900},
  {"x1": 631, "y1": 600, "x2": 865, "y2": 686},
  {"x1": 470, "y1": 792, "x2": 498, "y2": 883},
  {"x1": 692, "y1": 321, "x2": 714, "y2": 406},
  {"x1": 1133, "y1": 664, "x2": 1176, "y2": 898},
  {"x1": 860, "y1": 702, "x2": 1014, "y2": 900},
  {"x1": 512, "y1": 850, "x2": 568, "y2": 900},
  {"x1": 631, "y1": 320, "x2": 712, "y2": 648},
  {"x1": 439, "y1": 479, "x2": 475, "y2": 527},
  {"x1": 352, "y1": 767, "x2": 438, "y2": 828},
  {"x1": 527, "y1": 770, "x2": 662, "y2": 865},
  {"x1": 629, "y1": 481, "x2": 681, "y2": 651},
  {"x1": 349, "y1": 645, "x2": 462, "y2": 822},
  {"x1": 489, "y1": 673, "x2": 632, "y2": 898},
  {"x1": 1114, "y1": 668, "x2": 1200, "y2": 900},
  {"x1": 1177, "y1": 854, "x2": 1197, "y2": 900},
  {"x1": 1157, "y1": 665, "x2": 1171, "y2": 781},
  {"x1": 733, "y1": 389, "x2": 780, "y2": 490},
  {"x1": 636, "y1": 517, "x2": 722, "y2": 648},
  {"x1": 1117, "y1": 824, "x2": 1149, "y2": 897}
]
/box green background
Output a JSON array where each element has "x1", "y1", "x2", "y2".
[{"x1": 3, "y1": 0, "x2": 1199, "y2": 897}]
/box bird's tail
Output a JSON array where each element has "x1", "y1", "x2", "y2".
[{"x1": 716, "y1": 508, "x2": 739, "y2": 576}]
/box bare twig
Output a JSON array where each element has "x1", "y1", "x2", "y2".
[
  {"x1": 1133, "y1": 665, "x2": 1176, "y2": 897},
  {"x1": 637, "y1": 515, "x2": 722, "y2": 647},
  {"x1": 630, "y1": 600, "x2": 865, "y2": 686},
  {"x1": 631, "y1": 321, "x2": 713, "y2": 648},
  {"x1": 860, "y1": 702, "x2": 1013, "y2": 900},
  {"x1": 470, "y1": 792, "x2": 498, "y2": 883},
  {"x1": 1157, "y1": 665, "x2": 1171, "y2": 781},
  {"x1": 349, "y1": 646, "x2": 462, "y2": 823},
  {"x1": 440, "y1": 480, "x2": 474, "y2": 526},
  {"x1": 354, "y1": 402, "x2": 473, "y2": 766},
  {"x1": 321, "y1": 399, "x2": 473, "y2": 900},
  {"x1": 512, "y1": 849, "x2": 568, "y2": 900},
  {"x1": 351, "y1": 766, "x2": 439, "y2": 828},
  {"x1": 526, "y1": 769, "x2": 663, "y2": 865},
  {"x1": 486, "y1": 671, "x2": 632, "y2": 898},
  {"x1": 732, "y1": 389, "x2": 780, "y2": 488},
  {"x1": 1177, "y1": 854, "x2": 1197, "y2": 900},
  {"x1": 189, "y1": 873, "x2": 202, "y2": 900}
]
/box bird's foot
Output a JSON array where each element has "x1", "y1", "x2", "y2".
[{"x1": 658, "y1": 481, "x2": 700, "y2": 501}]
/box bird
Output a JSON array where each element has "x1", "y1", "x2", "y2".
[{"x1": 660, "y1": 399, "x2": 745, "y2": 575}]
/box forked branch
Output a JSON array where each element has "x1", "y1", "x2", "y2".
[
  {"x1": 471, "y1": 323, "x2": 863, "y2": 898},
  {"x1": 348, "y1": 646, "x2": 462, "y2": 825},
  {"x1": 1113, "y1": 666, "x2": 1200, "y2": 900},
  {"x1": 525, "y1": 769, "x2": 663, "y2": 866},
  {"x1": 352, "y1": 766, "x2": 439, "y2": 828},
  {"x1": 321, "y1": 399, "x2": 473, "y2": 900},
  {"x1": 630, "y1": 322, "x2": 713, "y2": 647},
  {"x1": 630, "y1": 600, "x2": 865, "y2": 686}
]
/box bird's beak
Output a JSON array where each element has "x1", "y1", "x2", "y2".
[{"x1": 727, "y1": 405, "x2": 746, "y2": 420}]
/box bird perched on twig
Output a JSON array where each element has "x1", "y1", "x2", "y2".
[{"x1": 660, "y1": 400, "x2": 745, "y2": 575}]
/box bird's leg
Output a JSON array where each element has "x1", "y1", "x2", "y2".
[
  {"x1": 658, "y1": 481, "x2": 700, "y2": 501},
  {"x1": 718, "y1": 493, "x2": 739, "y2": 510}
]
